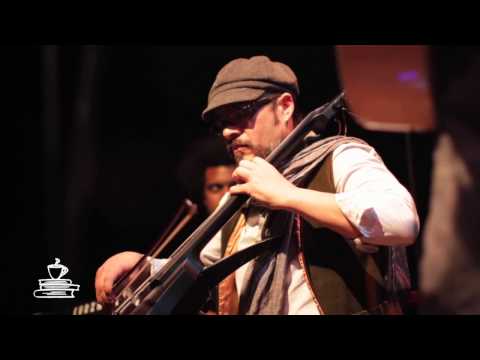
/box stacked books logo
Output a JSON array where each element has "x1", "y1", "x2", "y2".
[{"x1": 33, "y1": 258, "x2": 80, "y2": 298}]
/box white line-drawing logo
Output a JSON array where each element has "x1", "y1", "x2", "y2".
[{"x1": 33, "y1": 258, "x2": 80, "y2": 299}]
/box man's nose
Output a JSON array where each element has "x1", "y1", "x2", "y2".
[{"x1": 222, "y1": 126, "x2": 242, "y2": 141}]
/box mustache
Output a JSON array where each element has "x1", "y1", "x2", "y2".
[{"x1": 227, "y1": 140, "x2": 251, "y2": 153}]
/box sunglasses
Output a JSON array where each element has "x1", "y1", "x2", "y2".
[{"x1": 209, "y1": 96, "x2": 277, "y2": 136}]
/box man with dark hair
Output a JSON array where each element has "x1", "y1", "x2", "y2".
[
  {"x1": 158, "y1": 136, "x2": 235, "y2": 259},
  {"x1": 176, "y1": 136, "x2": 235, "y2": 216},
  {"x1": 95, "y1": 55, "x2": 419, "y2": 314},
  {"x1": 93, "y1": 136, "x2": 235, "y2": 302}
]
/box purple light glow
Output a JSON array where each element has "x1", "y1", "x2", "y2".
[{"x1": 397, "y1": 70, "x2": 419, "y2": 82}]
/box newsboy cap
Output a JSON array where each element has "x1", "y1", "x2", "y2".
[{"x1": 202, "y1": 55, "x2": 299, "y2": 121}]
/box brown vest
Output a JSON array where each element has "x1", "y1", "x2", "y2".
[
  {"x1": 219, "y1": 154, "x2": 402, "y2": 314},
  {"x1": 298, "y1": 154, "x2": 392, "y2": 314}
]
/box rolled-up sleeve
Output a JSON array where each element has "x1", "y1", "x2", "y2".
[{"x1": 333, "y1": 143, "x2": 420, "y2": 246}]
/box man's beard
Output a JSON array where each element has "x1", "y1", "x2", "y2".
[{"x1": 227, "y1": 140, "x2": 271, "y2": 163}]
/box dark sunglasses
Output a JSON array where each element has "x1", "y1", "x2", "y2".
[{"x1": 209, "y1": 96, "x2": 278, "y2": 136}]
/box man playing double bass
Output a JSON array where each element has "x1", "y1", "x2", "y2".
[{"x1": 95, "y1": 55, "x2": 419, "y2": 315}]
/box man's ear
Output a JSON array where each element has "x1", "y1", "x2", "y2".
[{"x1": 276, "y1": 92, "x2": 295, "y2": 122}]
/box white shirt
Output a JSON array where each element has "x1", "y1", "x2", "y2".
[{"x1": 154, "y1": 142, "x2": 420, "y2": 314}]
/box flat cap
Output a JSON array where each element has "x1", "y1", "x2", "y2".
[{"x1": 202, "y1": 55, "x2": 299, "y2": 120}]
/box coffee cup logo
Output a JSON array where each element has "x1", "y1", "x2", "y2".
[
  {"x1": 33, "y1": 258, "x2": 80, "y2": 299},
  {"x1": 47, "y1": 258, "x2": 69, "y2": 279}
]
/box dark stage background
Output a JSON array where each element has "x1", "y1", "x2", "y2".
[{"x1": 8, "y1": 46, "x2": 435, "y2": 315}]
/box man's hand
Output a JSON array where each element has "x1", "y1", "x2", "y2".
[
  {"x1": 229, "y1": 156, "x2": 296, "y2": 209},
  {"x1": 95, "y1": 251, "x2": 144, "y2": 304},
  {"x1": 230, "y1": 157, "x2": 362, "y2": 240}
]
